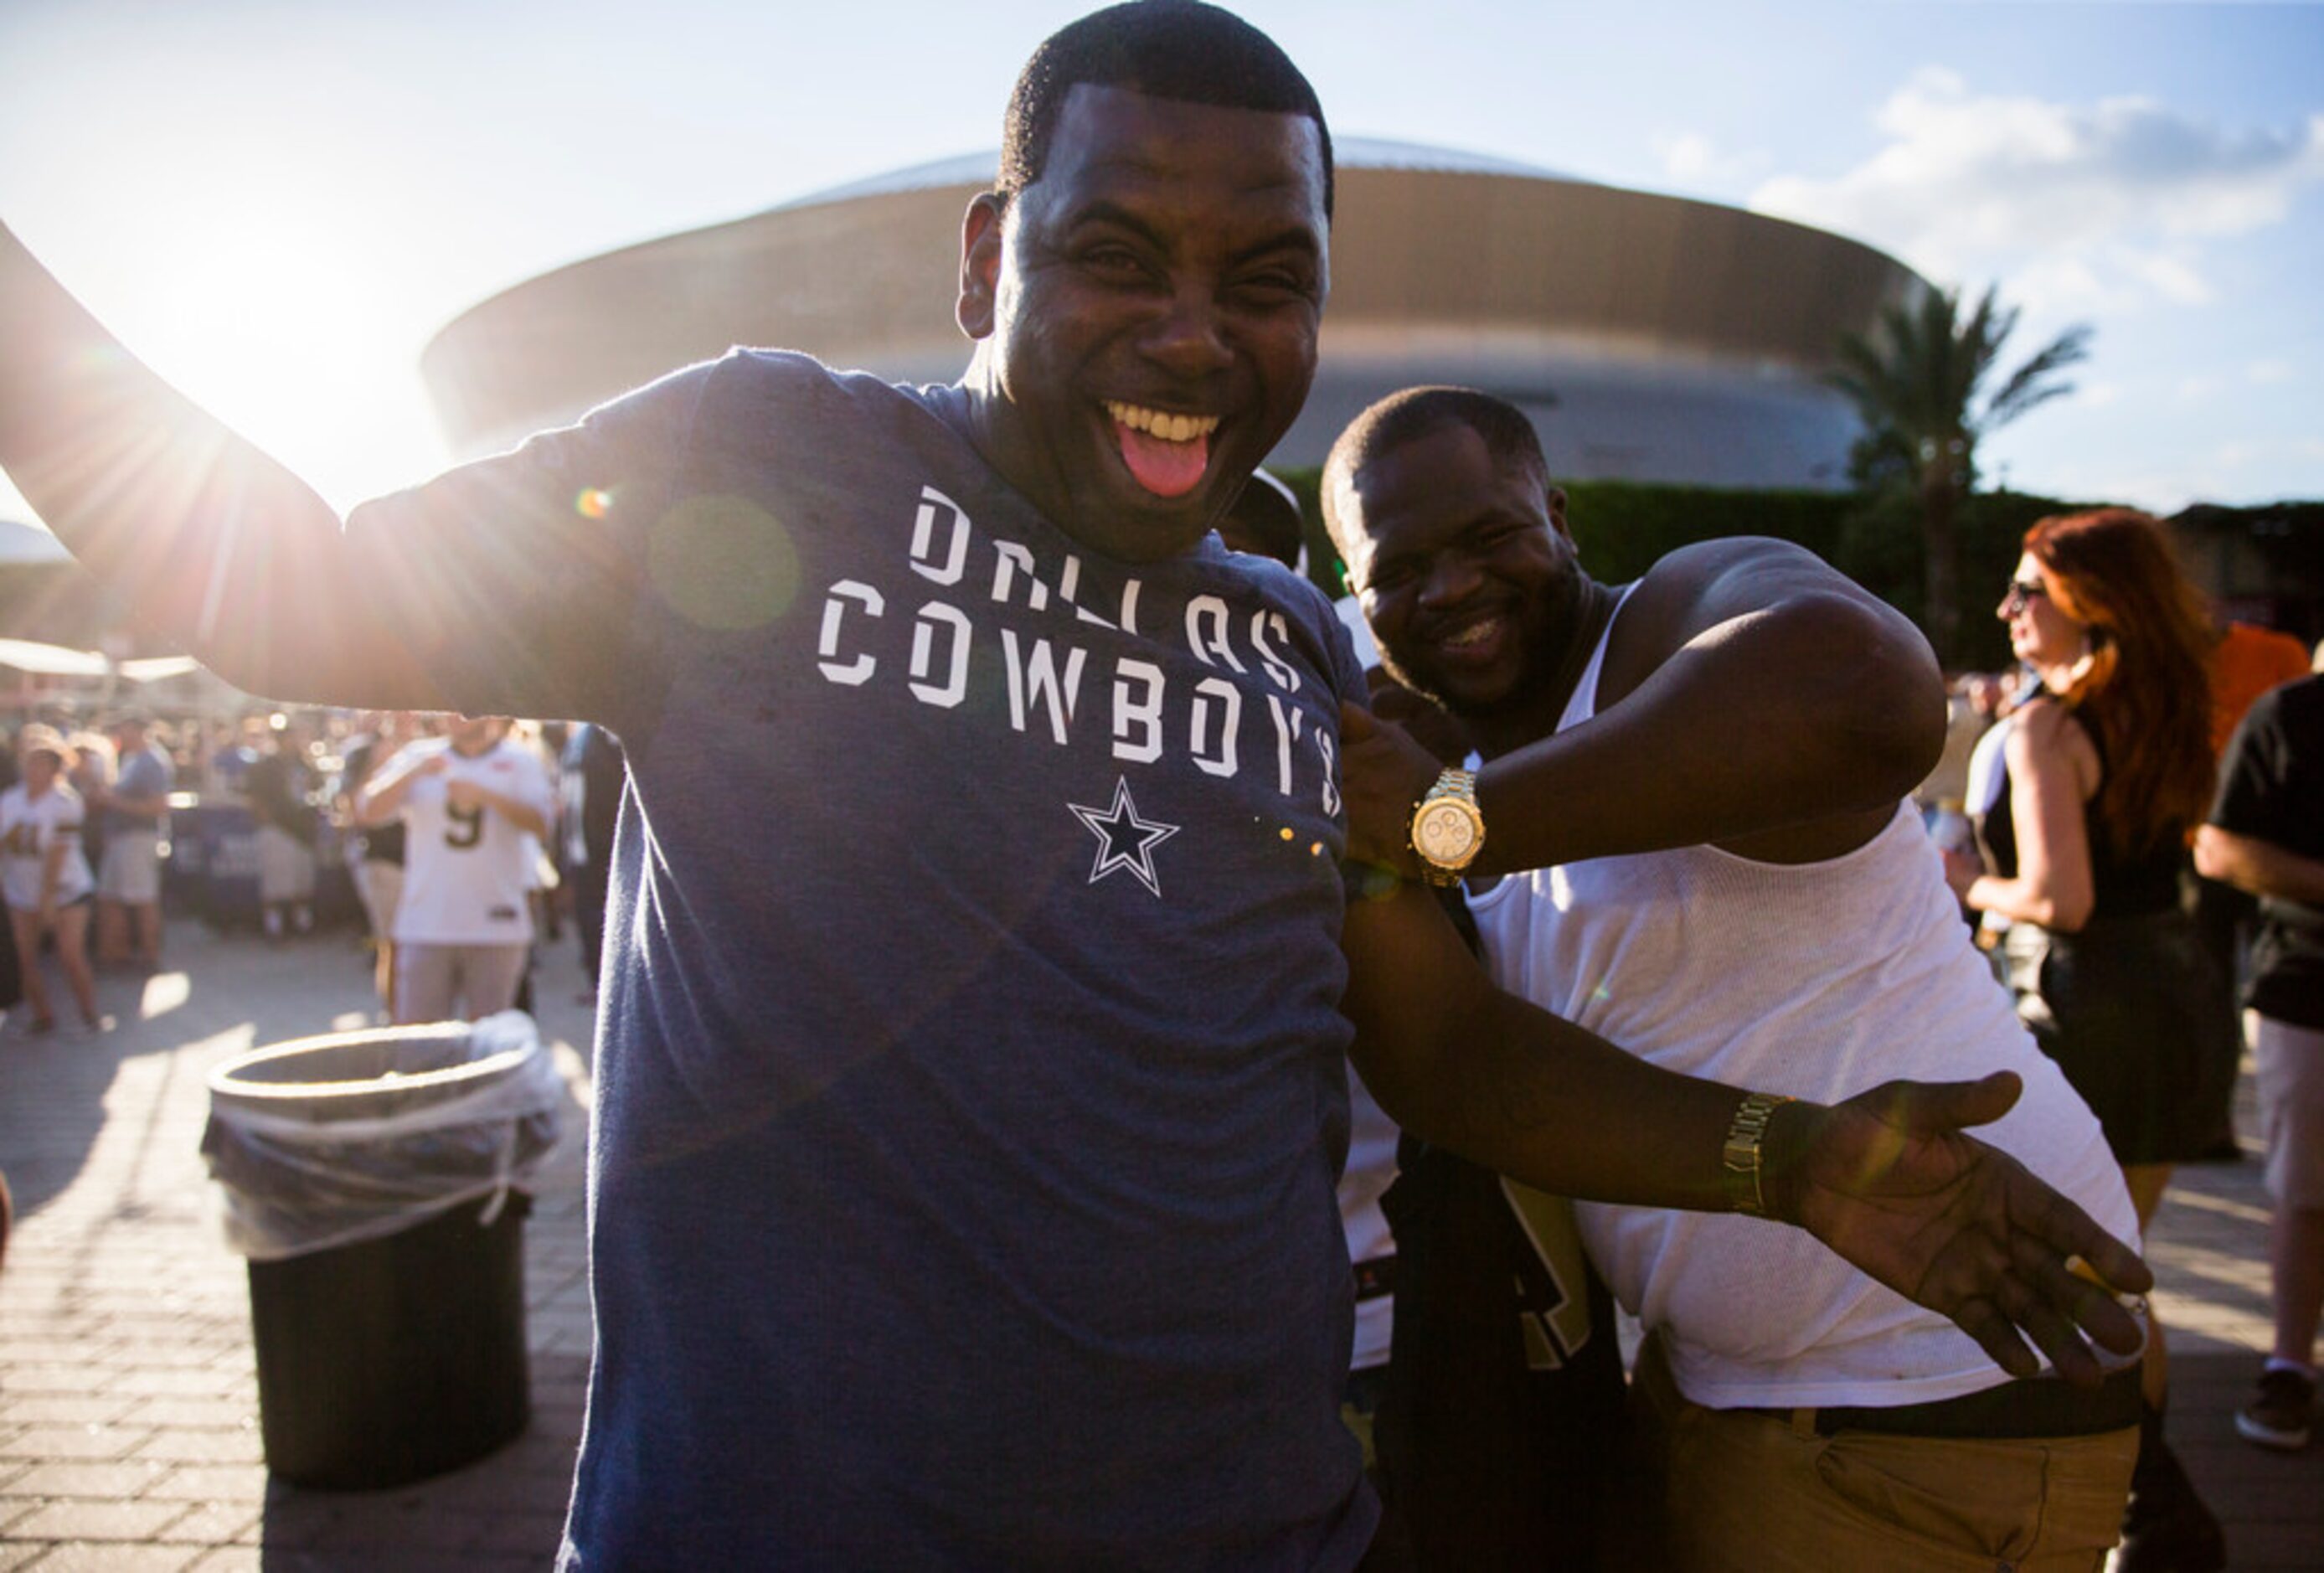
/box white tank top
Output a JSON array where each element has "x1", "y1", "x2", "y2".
[{"x1": 1466, "y1": 595, "x2": 2139, "y2": 1407}]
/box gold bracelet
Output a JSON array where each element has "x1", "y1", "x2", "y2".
[{"x1": 1722, "y1": 1091, "x2": 1796, "y2": 1217}]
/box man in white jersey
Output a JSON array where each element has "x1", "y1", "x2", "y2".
[
  {"x1": 358, "y1": 714, "x2": 552, "y2": 1024},
  {"x1": 1327, "y1": 386, "x2": 2146, "y2": 1570}
]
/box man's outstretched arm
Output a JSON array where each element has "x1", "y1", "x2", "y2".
[
  {"x1": 0, "y1": 223, "x2": 439, "y2": 707},
  {"x1": 1340, "y1": 879, "x2": 2153, "y2": 1384},
  {"x1": 1344, "y1": 538, "x2": 1945, "y2": 874}
]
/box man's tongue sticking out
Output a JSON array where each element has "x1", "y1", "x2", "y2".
[{"x1": 1116, "y1": 418, "x2": 1209, "y2": 499}]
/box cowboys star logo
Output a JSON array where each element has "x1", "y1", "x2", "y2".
[{"x1": 1068, "y1": 777, "x2": 1180, "y2": 898}]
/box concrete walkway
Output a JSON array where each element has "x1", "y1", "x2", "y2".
[{"x1": 2, "y1": 918, "x2": 2320, "y2": 1569}]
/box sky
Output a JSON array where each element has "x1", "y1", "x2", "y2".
[{"x1": 1, "y1": 0, "x2": 2319, "y2": 530}]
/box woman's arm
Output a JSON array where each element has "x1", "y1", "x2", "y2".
[{"x1": 1950, "y1": 699, "x2": 2100, "y2": 932}]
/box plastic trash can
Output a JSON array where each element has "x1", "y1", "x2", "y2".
[{"x1": 202, "y1": 1014, "x2": 563, "y2": 1489}]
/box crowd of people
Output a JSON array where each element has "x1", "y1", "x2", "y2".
[
  {"x1": 0, "y1": 3, "x2": 2316, "y2": 1569},
  {"x1": 0, "y1": 708, "x2": 620, "y2": 1034}
]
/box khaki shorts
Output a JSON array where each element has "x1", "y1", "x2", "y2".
[
  {"x1": 2252, "y1": 1012, "x2": 2324, "y2": 1210},
  {"x1": 396, "y1": 942, "x2": 528, "y2": 1025},
  {"x1": 97, "y1": 829, "x2": 163, "y2": 905},
  {"x1": 255, "y1": 826, "x2": 317, "y2": 904}
]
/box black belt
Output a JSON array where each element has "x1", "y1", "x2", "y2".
[{"x1": 1759, "y1": 1364, "x2": 2144, "y2": 1441}]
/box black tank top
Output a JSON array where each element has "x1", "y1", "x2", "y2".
[{"x1": 1978, "y1": 701, "x2": 2183, "y2": 918}]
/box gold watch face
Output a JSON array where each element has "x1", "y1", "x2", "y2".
[{"x1": 1414, "y1": 799, "x2": 1482, "y2": 866}]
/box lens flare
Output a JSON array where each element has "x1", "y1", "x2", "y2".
[{"x1": 646, "y1": 496, "x2": 802, "y2": 632}]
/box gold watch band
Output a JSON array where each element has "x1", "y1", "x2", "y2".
[{"x1": 1721, "y1": 1091, "x2": 1796, "y2": 1217}]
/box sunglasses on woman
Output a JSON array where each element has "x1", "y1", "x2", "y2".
[{"x1": 2001, "y1": 578, "x2": 2051, "y2": 617}]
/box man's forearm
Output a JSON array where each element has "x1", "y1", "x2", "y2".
[
  {"x1": 1384, "y1": 982, "x2": 1755, "y2": 1210},
  {"x1": 475, "y1": 789, "x2": 549, "y2": 843},
  {"x1": 1474, "y1": 591, "x2": 1940, "y2": 871},
  {"x1": 1342, "y1": 880, "x2": 1757, "y2": 1210},
  {"x1": 357, "y1": 764, "x2": 425, "y2": 826},
  {"x1": 0, "y1": 224, "x2": 428, "y2": 704},
  {"x1": 2196, "y1": 824, "x2": 2324, "y2": 905}
]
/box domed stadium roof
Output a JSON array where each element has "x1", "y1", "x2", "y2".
[{"x1": 422, "y1": 141, "x2": 1925, "y2": 490}]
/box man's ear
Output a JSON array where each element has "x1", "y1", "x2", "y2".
[
  {"x1": 1545, "y1": 486, "x2": 1574, "y2": 546},
  {"x1": 956, "y1": 193, "x2": 1006, "y2": 340}
]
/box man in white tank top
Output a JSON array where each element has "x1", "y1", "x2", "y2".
[{"x1": 1325, "y1": 387, "x2": 2147, "y2": 1570}]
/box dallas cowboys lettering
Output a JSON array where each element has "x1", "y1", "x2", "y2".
[
  {"x1": 815, "y1": 481, "x2": 1344, "y2": 816},
  {"x1": 343, "y1": 349, "x2": 1379, "y2": 1566}
]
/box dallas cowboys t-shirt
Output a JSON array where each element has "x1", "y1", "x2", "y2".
[{"x1": 346, "y1": 351, "x2": 1376, "y2": 1570}]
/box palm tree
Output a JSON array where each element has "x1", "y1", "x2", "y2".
[{"x1": 1828, "y1": 285, "x2": 2091, "y2": 665}]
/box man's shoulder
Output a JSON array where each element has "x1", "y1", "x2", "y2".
[
  {"x1": 1597, "y1": 538, "x2": 1805, "y2": 679},
  {"x1": 2255, "y1": 672, "x2": 2324, "y2": 721},
  {"x1": 2237, "y1": 674, "x2": 2324, "y2": 756},
  {"x1": 687, "y1": 348, "x2": 949, "y2": 427}
]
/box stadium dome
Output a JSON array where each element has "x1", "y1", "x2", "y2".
[{"x1": 421, "y1": 138, "x2": 1927, "y2": 489}]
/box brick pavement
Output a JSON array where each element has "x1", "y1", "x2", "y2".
[
  {"x1": 1, "y1": 921, "x2": 593, "y2": 1570},
  {"x1": 2, "y1": 918, "x2": 2320, "y2": 1569}
]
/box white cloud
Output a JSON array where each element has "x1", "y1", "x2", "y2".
[
  {"x1": 1656, "y1": 132, "x2": 1719, "y2": 181},
  {"x1": 1748, "y1": 71, "x2": 2324, "y2": 305},
  {"x1": 1652, "y1": 131, "x2": 1769, "y2": 188},
  {"x1": 2248, "y1": 359, "x2": 2298, "y2": 385}
]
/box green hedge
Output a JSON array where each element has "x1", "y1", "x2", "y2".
[{"x1": 1276, "y1": 466, "x2": 2090, "y2": 673}]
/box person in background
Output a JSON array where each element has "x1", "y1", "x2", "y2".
[
  {"x1": 1214, "y1": 466, "x2": 1308, "y2": 570},
  {"x1": 2209, "y1": 621, "x2": 2310, "y2": 760},
  {"x1": 335, "y1": 710, "x2": 420, "y2": 1017},
  {"x1": 2189, "y1": 617, "x2": 2316, "y2": 1155},
  {"x1": 91, "y1": 713, "x2": 172, "y2": 972},
  {"x1": 2197, "y1": 673, "x2": 2324, "y2": 1452},
  {"x1": 243, "y1": 715, "x2": 320, "y2": 942},
  {"x1": 557, "y1": 721, "x2": 625, "y2": 1007},
  {"x1": 1917, "y1": 672, "x2": 1995, "y2": 828},
  {"x1": 1946, "y1": 508, "x2": 2231, "y2": 1572},
  {"x1": 359, "y1": 714, "x2": 553, "y2": 1024},
  {"x1": 1, "y1": 725, "x2": 106, "y2": 1038},
  {"x1": 64, "y1": 726, "x2": 113, "y2": 883}
]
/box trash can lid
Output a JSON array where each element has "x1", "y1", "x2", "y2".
[{"x1": 208, "y1": 1019, "x2": 543, "y2": 1121}]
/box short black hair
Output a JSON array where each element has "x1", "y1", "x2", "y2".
[
  {"x1": 1321, "y1": 386, "x2": 1551, "y2": 561},
  {"x1": 1218, "y1": 468, "x2": 1306, "y2": 568},
  {"x1": 998, "y1": 2, "x2": 1334, "y2": 218}
]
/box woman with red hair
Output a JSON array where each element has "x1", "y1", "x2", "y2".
[{"x1": 1947, "y1": 508, "x2": 2229, "y2": 1570}]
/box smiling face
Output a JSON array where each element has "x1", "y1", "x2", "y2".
[
  {"x1": 956, "y1": 85, "x2": 1328, "y2": 562},
  {"x1": 2000, "y1": 552, "x2": 2085, "y2": 672},
  {"x1": 1338, "y1": 422, "x2": 1580, "y2": 724}
]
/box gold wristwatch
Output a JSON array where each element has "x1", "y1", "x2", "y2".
[
  {"x1": 1409, "y1": 768, "x2": 1485, "y2": 886},
  {"x1": 1722, "y1": 1091, "x2": 1796, "y2": 1218}
]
